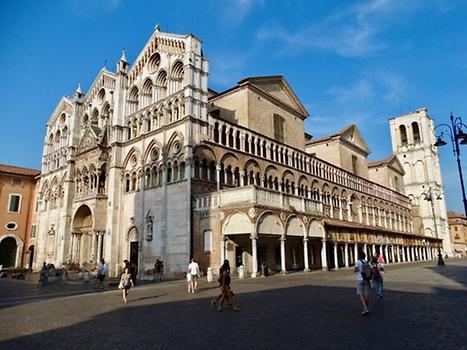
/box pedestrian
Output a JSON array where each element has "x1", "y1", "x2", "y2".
[
  {"x1": 94, "y1": 258, "x2": 107, "y2": 289},
  {"x1": 119, "y1": 267, "x2": 135, "y2": 303},
  {"x1": 39, "y1": 262, "x2": 49, "y2": 285},
  {"x1": 187, "y1": 258, "x2": 200, "y2": 293},
  {"x1": 371, "y1": 256, "x2": 384, "y2": 299},
  {"x1": 154, "y1": 259, "x2": 163, "y2": 282},
  {"x1": 213, "y1": 260, "x2": 240, "y2": 312},
  {"x1": 354, "y1": 251, "x2": 372, "y2": 316},
  {"x1": 129, "y1": 261, "x2": 137, "y2": 286},
  {"x1": 377, "y1": 253, "x2": 385, "y2": 265}
]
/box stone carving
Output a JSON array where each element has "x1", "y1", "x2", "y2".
[{"x1": 248, "y1": 208, "x2": 256, "y2": 219}]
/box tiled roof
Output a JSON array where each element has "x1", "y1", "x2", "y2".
[{"x1": 0, "y1": 164, "x2": 41, "y2": 177}]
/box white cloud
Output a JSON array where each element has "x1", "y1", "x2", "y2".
[
  {"x1": 256, "y1": 0, "x2": 425, "y2": 57},
  {"x1": 328, "y1": 79, "x2": 374, "y2": 103},
  {"x1": 221, "y1": 0, "x2": 265, "y2": 27}
]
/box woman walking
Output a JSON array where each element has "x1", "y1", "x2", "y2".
[
  {"x1": 213, "y1": 260, "x2": 239, "y2": 312},
  {"x1": 371, "y1": 256, "x2": 384, "y2": 299},
  {"x1": 119, "y1": 267, "x2": 135, "y2": 303}
]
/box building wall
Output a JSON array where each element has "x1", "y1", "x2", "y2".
[
  {"x1": 0, "y1": 169, "x2": 39, "y2": 268},
  {"x1": 448, "y1": 213, "x2": 467, "y2": 255}
]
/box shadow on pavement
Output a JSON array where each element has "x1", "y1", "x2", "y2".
[
  {"x1": 424, "y1": 260, "x2": 467, "y2": 288},
  {"x1": 1, "y1": 284, "x2": 466, "y2": 350}
]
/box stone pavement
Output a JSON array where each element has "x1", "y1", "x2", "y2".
[{"x1": 0, "y1": 260, "x2": 466, "y2": 350}]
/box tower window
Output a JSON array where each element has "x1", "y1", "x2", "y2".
[
  {"x1": 399, "y1": 125, "x2": 408, "y2": 145},
  {"x1": 412, "y1": 122, "x2": 421, "y2": 143}
]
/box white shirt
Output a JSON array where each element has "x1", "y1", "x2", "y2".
[
  {"x1": 97, "y1": 262, "x2": 107, "y2": 275},
  {"x1": 187, "y1": 262, "x2": 200, "y2": 275},
  {"x1": 355, "y1": 259, "x2": 364, "y2": 281}
]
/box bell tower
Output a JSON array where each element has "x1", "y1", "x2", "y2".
[{"x1": 389, "y1": 108, "x2": 453, "y2": 255}]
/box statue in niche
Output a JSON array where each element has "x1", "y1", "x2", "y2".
[{"x1": 146, "y1": 211, "x2": 154, "y2": 241}]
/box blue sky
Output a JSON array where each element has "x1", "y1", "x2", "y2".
[{"x1": 1, "y1": 0, "x2": 466, "y2": 212}]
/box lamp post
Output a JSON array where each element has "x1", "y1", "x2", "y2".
[
  {"x1": 434, "y1": 113, "x2": 467, "y2": 216},
  {"x1": 421, "y1": 187, "x2": 445, "y2": 266}
]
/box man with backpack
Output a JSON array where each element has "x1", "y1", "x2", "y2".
[{"x1": 354, "y1": 251, "x2": 373, "y2": 315}]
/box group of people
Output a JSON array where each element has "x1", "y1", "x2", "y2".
[
  {"x1": 185, "y1": 258, "x2": 239, "y2": 311},
  {"x1": 354, "y1": 251, "x2": 385, "y2": 316}
]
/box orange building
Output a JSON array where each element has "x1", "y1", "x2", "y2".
[
  {"x1": 0, "y1": 164, "x2": 40, "y2": 268},
  {"x1": 448, "y1": 211, "x2": 467, "y2": 257}
]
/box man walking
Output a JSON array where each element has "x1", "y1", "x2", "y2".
[
  {"x1": 187, "y1": 258, "x2": 200, "y2": 293},
  {"x1": 95, "y1": 258, "x2": 107, "y2": 290},
  {"x1": 354, "y1": 251, "x2": 372, "y2": 315}
]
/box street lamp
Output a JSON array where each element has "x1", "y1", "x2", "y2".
[
  {"x1": 421, "y1": 187, "x2": 445, "y2": 266},
  {"x1": 434, "y1": 113, "x2": 467, "y2": 216}
]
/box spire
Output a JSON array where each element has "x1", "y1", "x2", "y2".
[
  {"x1": 76, "y1": 82, "x2": 82, "y2": 95},
  {"x1": 154, "y1": 23, "x2": 160, "y2": 32},
  {"x1": 120, "y1": 50, "x2": 127, "y2": 63}
]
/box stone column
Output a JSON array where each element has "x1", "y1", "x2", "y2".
[
  {"x1": 391, "y1": 245, "x2": 395, "y2": 263},
  {"x1": 344, "y1": 242, "x2": 349, "y2": 268},
  {"x1": 240, "y1": 170, "x2": 245, "y2": 187},
  {"x1": 303, "y1": 238, "x2": 310, "y2": 272},
  {"x1": 402, "y1": 246, "x2": 406, "y2": 262},
  {"x1": 397, "y1": 245, "x2": 401, "y2": 263},
  {"x1": 363, "y1": 243, "x2": 368, "y2": 260},
  {"x1": 216, "y1": 165, "x2": 221, "y2": 192},
  {"x1": 251, "y1": 235, "x2": 258, "y2": 278},
  {"x1": 410, "y1": 246, "x2": 415, "y2": 262},
  {"x1": 69, "y1": 234, "x2": 75, "y2": 263},
  {"x1": 91, "y1": 231, "x2": 97, "y2": 263},
  {"x1": 333, "y1": 242, "x2": 339, "y2": 269},
  {"x1": 220, "y1": 235, "x2": 226, "y2": 263},
  {"x1": 372, "y1": 244, "x2": 376, "y2": 257},
  {"x1": 97, "y1": 233, "x2": 103, "y2": 261},
  {"x1": 280, "y1": 236, "x2": 286, "y2": 274},
  {"x1": 354, "y1": 242, "x2": 359, "y2": 265},
  {"x1": 384, "y1": 245, "x2": 389, "y2": 263},
  {"x1": 321, "y1": 239, "x2": 328, "y2": 271}
]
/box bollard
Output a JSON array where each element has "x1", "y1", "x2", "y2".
[
  {"x1": 207, "y1": 267, "x2": 213, "y2": 282},
  {"x1": 238, "y1": 265, "x2": 245, "y2": 279}
]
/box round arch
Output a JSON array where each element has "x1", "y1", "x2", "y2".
[
  {"x1": 285, "y1": 216, "x2": 306, "y2": 237},
  {"x1": 0, "y1": 233, "x2": 24, "y2": 268},
  {"x1": 308, "y1": 220, "x2": 325, "y2": 239},
  {"x1": 257, "y1": 212, "x2": 283, "y2": 236},
  {"x1": 223, "y1": 212, "x2": 252, "y2": 235}
]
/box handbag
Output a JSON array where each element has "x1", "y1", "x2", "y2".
[
  {"x1": 118, "y1": 281, "x2": 124, "y2": 289},
  {"x1": 186, "y1": 273, "x2": 192, "y2": 282}
]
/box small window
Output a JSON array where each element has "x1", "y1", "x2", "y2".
[
  {"x1": 273, "y1": 114, "x2": 286, "y2": 143},
  {"x1": 5, "y1": 222, "x2": 17, "y2": 230},
  {"x1": 351, "y1": 155, "x2": 358, "y2": 175},
  {"x1": 203, "y1": 230, "x2": 212, "y2": 253},
  {"x1": 35, "y1": 198, "x2": 40, "y2": 212},
  {"x1": 8, "y1": 194, "x2": 21, "y2": 212},
  {"x1": 30, "y1": 224, "x2": 37, "y2": 238}
]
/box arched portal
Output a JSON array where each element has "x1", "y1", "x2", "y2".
[
  {"x1": 71, "y1": 205, "x2": 93, "y2": 264},
  {"x1": 0, "y1": 237, "x2": 17, "y2": 267},
  {"x1": 128, "y1": 227, "x2": 139, "y2": 272}
]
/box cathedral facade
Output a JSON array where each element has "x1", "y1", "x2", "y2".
[{"x1": 34, "y1": 29, "x2": 444, "y2": 278}]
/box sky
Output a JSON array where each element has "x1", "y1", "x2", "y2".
[{"x1": 0, "y1": 0, "x2": 466, "y2": 213}]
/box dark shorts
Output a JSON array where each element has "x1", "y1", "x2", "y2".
[{"x1": 97, "y1": 274, "x2": 105, "y2": 282}]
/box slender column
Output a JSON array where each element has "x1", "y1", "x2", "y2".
[
  {"x1": 344, "y1": 242, "x2": 349, "y2": 268},
  {"x1": 91, "y1": 231, "x2": 97, "y2": 263},
  {"x1": 402, "y1": 246, "x2": 406, "y2": 262},
  {"x1": 251, "y1": 236, "x2": 258, "y2": 278},
  {"x1": 372, "y1": 244, "x2": 376, "y2": 257},
  {"x1": 220, "y1": 235, "x2": 226, "y2": 263},
  {"x1": 280, "y1": 236, "x2": 286, "y2": 274},
  {"x1": 354, "y1": 243, "x2": 359, "y2": 265},
  {"x1": 391, "y1": 245, "x2": 395, "y2": 263},
  {"x1": 69, "y1": 234, "x2": 75, "y2": 263},
  {"x1": 97, "y1": 233, "x2": 103, "y2": 261},
  {"x1": 303, "y1": 238, "x2": 310, "y2": 272},
  {"x1": 240, "y1": 171, "x2": 245, "y2": 187},
  {"x1": 397, "y1": 245, "x2": 401, "y2": 263},
  {"x1": 410, "y1": 246, "x2": 414, "y2": 262},
  {"x1": 363, "y1": 243, "x2": 368, "y2": 260},
  {"x1": 321, "y1": 239, "x2": 328, "y2": 271},
  {"x1": 333, "y1": 242, "x2": 339, "y2": 269},
  {"x1": 216, "y1": 165, "x2": 221, "y2": 192},
  {"x1": 384, "y1": 245, "x2": 389, "y2": 263}
]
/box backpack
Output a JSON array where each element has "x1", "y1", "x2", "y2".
[
  {"x1": 360, "y1": 260, "x2": 373, "y2": 281},
  {"x1": 372, "y1": 265, "x2": 382, "y2": 280}
]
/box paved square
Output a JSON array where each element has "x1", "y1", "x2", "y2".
[{"x1": 0, "y1": 260, "x2": 466, "y2": 350}]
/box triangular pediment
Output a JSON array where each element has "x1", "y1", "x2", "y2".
[
  {"x1": 76, "y1": 126, "x2": 99, "y2": 154},
  {"x1": 338, "y1": 124, "x2": 371, "y2": 155},
  {"x1": 83, "y1": 68, "x2": 116, "y2": 104},
  {"x1": 48, "y1": 97, "x2": 73, "y2": 127},
  {"x1": 387, "y1": 155, "x2": 405, "y2": 174},
  {"x1": 239, "y1": 76, "x2": 309, "y2": 117}
]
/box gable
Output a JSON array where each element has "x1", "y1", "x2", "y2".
[
  {"x1": 340, "y1": 125, "x2": 371, "y2": 155},
  {"x1": 76, "y1": 126, "x2": 99, "y2": 154},
  {"x1": 49, "y1": 97, "x2": 73, "y2": 126},
  {"x1": 387, "y1": 155, "x2": 405, "y2": 175},
  {"x1": 239, "y1": 76, "x2": 309, "y2": 118}
]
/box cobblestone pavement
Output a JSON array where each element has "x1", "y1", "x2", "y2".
[{"x1": 0, "y1": 260, "x2": 466, "y2": 350}]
